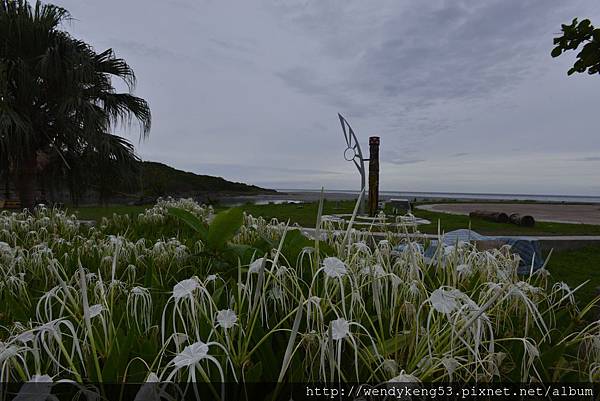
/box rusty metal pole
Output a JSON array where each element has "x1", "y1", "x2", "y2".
[{"x1": 368, "y1": 136, "x2": 380, "y2": 216}]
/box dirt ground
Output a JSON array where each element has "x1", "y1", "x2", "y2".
[{"x1": 417, "y1": 203, "x2": 600, "y2": 225}]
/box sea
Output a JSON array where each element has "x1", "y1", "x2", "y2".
[{"x1": 276, "y1": 189, "x2": 600, "y2": 204}]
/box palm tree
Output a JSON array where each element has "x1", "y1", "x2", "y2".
[{"x1": 0, "y1": 0, "x2": 151, "y2": 208}]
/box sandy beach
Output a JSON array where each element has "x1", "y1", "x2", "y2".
[{"x1": 417, "y1": 203, "x2": 600, "y2": 225}]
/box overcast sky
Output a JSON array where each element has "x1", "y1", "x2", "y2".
[{"x1": 54, "y1": 0, "x2": 600, "y2": 195}]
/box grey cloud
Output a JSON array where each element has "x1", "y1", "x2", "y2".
[
  {"x1": 109, "y1": 39, "x2": 201, "y2": 64},
  {"x1": 275, "y1": 67, "x2": 368, "y2": 117},
  {"x1": 52, "y1": 0, "x2": 600, "y2": 195},
  {"x1": 387, "y1": 158, "x2": 426, "y2": 166},
  {"x1": 273, "y1": 0, "x2": 574, "y2": 133},
  {"x1": 182, "y1": 162, "x2": 342, "y2": 176},
  {"x1": 208, "y1": 37, "x2": 253, "y2": 54}
]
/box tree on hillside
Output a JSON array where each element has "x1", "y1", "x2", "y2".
[
  {"x1": 552, "y1": 18, "x2": 600, "y2": 76},
  {"x1": 0, "y1": 0, "x2": 151, "y2": 208}
]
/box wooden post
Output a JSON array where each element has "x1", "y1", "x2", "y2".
[{"x1": 368, "y1": 136, "x2": 380, "y2": 216}]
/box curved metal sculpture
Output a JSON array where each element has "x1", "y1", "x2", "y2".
[{"x1": 338, "y1": 113, "x2": 367, "y2": 213}]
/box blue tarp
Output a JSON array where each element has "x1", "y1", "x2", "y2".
[{"x1": 401, "y1": 229, "x2": 544, "y2": 273}]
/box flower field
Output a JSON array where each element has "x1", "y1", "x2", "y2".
[{"x1": 0, "y1": 198, "x2": 598, "y2": 394}]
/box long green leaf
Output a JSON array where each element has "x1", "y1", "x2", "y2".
[
  {"x1": 277, "y1": 297, "x2": 304, "y2": 382},
  {"x1": 168, "y1": 207, "x2": 208, "y2": 241},
  {"x1": 207, "y1": 208, "x2": 243, "y2": 250}
]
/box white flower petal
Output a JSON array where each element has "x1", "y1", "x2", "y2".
[
  {"x1": 172, "y1": 341, "x2": 209, "y2": 368},
  {"x1": 331, "y1": 318, "x2": 350, "y2": 340},
  {"x1": 428, "y1": 288, "x2": 459, "y2": 314},
  {"x1": 323, "y1": 257, "x2": 347, "y2": 278},
  {"x1": 249, "y1": 258, "x2": 265, "y2": 274},
  {"x1": 88, "y1": 304, "x2": 104, "y2": 318},
  {"x1": 216, "y1": 309, "x2": 237, "y2": 329},
  {"x1": 172, "y1": 278, "x2": 199, "y2": 299}
]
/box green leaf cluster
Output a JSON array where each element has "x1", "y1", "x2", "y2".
[{"x1": 552, "y1": 18, "x2": 600, "y2": 75}]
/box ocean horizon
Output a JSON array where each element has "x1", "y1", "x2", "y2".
[{"x1": 275, "y1": 189, "x2": 600, "y2": 204}]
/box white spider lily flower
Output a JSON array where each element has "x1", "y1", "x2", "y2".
[
  {"x1": 84, "y1": 272, "x2": 97, "y2": 283},
  {"x1": 441, "y1": 356, "x2": 460, "y2": 377},
  {"x1": 15, "y1": 331, "x2": 34, "y2": 344},
  {"x1": 308, "y1": 296, "x2": 321, "y2": 304},
  {"x1": 88, "y1": 304, "x2": 104, "y2": 319},
  {"x1": 146, "y1": 372, "x2": 159, "y2": 382},
  {"x1": 131, "y1": 286, "x2": 148, "y2": 296},
  {"x1": 388, "y1": 370, "x2": 420, "y2": 382},
  {"x1": 206, "y1": 274, "x2": 217, "y2": 282},
  {"x1": 360, "y1": 264, "x2": 385, "y2": 278},
  {"x1": 152, "y1": 240, "x2": 166, "y2": 253},
  {"x1": 521, "y1": 338, "x2": 540, "y2": 381},
  {"x1": 408, "y1": 281, "x2": 421, "y2": 298},
  {"x1": 172, "y1": 341, "x2": 209, "y2": 368},
  {"x1": 331, "y1": 318, "x2": 350, "y2": 340},
  {"x1": 174, "y1": 245, "x2": 188, "y2": 260},
  {"x1": 248, "y1": 258, "x2": 265, "y2": 273},
  {"x1": 0, "y1": 241, "x2": 11, "y2": 253},
  {"x1": 172, "y1": 333, "x2": 189, "y2": 348},
  {"x1": 172, "y1": 278, "x2": 200, "y2": 300},
  {"x1": 127, "y1": 286, "x2": 153, "y2": 333},
  {"x1": 30, "y1": 374, "x2": 52, "y2": 382},
  {"x1": 390, "y1": 275, "x2": 402, "y2": 287},
  {"x1": 512, "y1": 281, "x2": 542, "y2": 296},
  {"x1": 13, "y1": 374, "x2": 53, "y2": 401},
  {"x1": 456, "y1": 263, "x2": 472, "y2": 276},
  {"x1": 134, "y1": 373, "x2": 161, "y2": 401},
  {"x1": 0, "y1": 340, "x2": 18, "y2": 357},
  {"x1": 428, "y1": 288, "x2": 459, "y2": 314},
  {"x1": 108, "y1": 235, "x2": 124, "y2": 248},
  {"x1": 216, "y1": 309, "x2": 237, "y2": 329},
  {"x1": 270, "y1": 286, "x2": 283, "y2": 299},
  {"x1": 353, "y1": 242, "x2": 370, "y2": 252},
  {"x1": 301, "y1": 246, "x2": 314, "y2": 254},
  {"x1": 487, "y1": 282, "x2": 503, "y2": 294},
  {"x1": 28, "y1": 319, "x2": 86, "y2": 382},
  {"x1": 164, "y1": 339, "x2": 234, "y2": 386},
  {"x1": 322, "y1": 257, "x2": 347, "y2": 278},
  {"x1": 383, "y1": 359, "x2": 398, "y2": 377}
]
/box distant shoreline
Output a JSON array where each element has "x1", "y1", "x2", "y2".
[
  {"x1": 218, "y1": 189, "x2": 600, "y2": 205},
  {"x1": 278, "y1": 189, "x2": 600, "y2": 202}
]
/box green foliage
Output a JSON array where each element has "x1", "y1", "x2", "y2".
[
  {"x1": 167, "y1": 207, "x2": 209, "y2": 240},
  {"x1": 0, "y1": 200, "x2": 598, "y2": 389},
  {"x1": 169, "y1": 206, "x2": 256, "y2": 271},
  {"x1": 548, "y1": 246, "x2": 600, "y2": 307},
  {"x1": 206, "y1": 208, "x2": 244, "y2": 250},
  {"x1": 552, "y1": 18, "x2": 600, "y2": 75}
]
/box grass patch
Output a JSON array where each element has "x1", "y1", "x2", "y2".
[
  {"x1": 219, "y1": 200, "x2": 356, "y2": 227},
  {"x1": 548, "y1": 246, "x2": 600, "y2": 307},
  {"x1": 70, "y1": 200, "x2": 600, "y2": 237}
]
